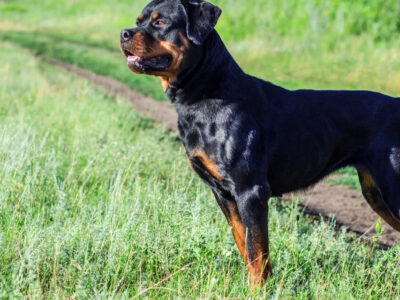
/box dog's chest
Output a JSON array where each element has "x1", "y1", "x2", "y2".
[{"x1": 176, "y1": 103, "x2": 233, "y2": 185}]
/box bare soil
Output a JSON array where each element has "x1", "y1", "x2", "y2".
[
  {"x1": 288, "y1": 181, "x2": 400, "y2": 248},
  {"x1": 44, "y1": 57, "x2": 400, "y2": 248}
]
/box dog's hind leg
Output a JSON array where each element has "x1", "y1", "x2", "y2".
[{"x1": 357, "y1": 167, "x2": 400, "y2": 232}]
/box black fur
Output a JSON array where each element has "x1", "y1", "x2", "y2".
[{"x1": 121, "y1": 0, "x2": 400, "y2": 284}]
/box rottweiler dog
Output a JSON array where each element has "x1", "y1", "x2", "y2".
[{"x1": 120, "y1": 0, "x2": 400, "y2": 287}]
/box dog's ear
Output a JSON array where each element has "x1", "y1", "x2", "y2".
[{"x1": 180, "y1": 0, "x2": 222, "y2": 45}]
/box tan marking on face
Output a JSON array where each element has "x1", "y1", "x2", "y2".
[
  {"x1": 124, "y1": 31, "x2": 190, "y2": 84},
  {"x1": 191, "y1": 150, "x2": 222, "y2": 181},
  {"x1": 131, "y1": 32, "x2": 152, "y2": 56},
  {"x1": 138, "y1": 14, "x2": 143, "y2": 20},
  {"x1": 178, "y1": 32, "x2": 190, "y2": 48},
  {"x1": 160, "y1": 76, "x2": 170, "y2": 91},
  {"x1": 152, "y1": 13, "x2": 159, "y2": 20},
  {"x1": 155, "y1": 33, "x2": 190, "y2": 82}
]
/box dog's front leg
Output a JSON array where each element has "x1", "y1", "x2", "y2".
[
  {"x1": 235, "y1": 182, "x2": 272, "y2": 288},
  {"x1": 212, "y1": 190, "x2": 248, "y2": 264}
]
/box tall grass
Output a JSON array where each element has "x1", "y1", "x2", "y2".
[
  {"x1": 2, "y1": 0, "x2": 400, "y2": 43},
  {"x1": 2, "y1": 0, "x2": 400, "y2": 190},
  {"x1": 0, "y1": 30, "x2": 166, "y2": 101},
  {"x1": 0, "y1": 40, "x2": 400, "y2": 299},
  {"x1": 3, "y1": 0, "x2": 400, "y2": 95},
  {"x1": 1, "y1": 1, "x2": 400, "y2": 296}
]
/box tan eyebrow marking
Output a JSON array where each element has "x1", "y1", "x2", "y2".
[
  {"x1": 138, "y1": 14, "x2": 143, "y2": 20},
  {"x1": 152, "y1": 13, "x2": 159, "y2": 20}
]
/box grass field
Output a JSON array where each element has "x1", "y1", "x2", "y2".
[
  {"x1": 2, "y1": 0, "x2": 400, "y2": 189},
  {"x1": 2, "y1": 0, "x2": 400, "y2": 98},
  {"x1": 1, "y1": 0, "x2": 400, "y2": 297},
  {"x1": 1, "y1": 40, "x2": 400, "y2": 299}
]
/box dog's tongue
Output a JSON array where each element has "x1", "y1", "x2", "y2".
[
  {"x1": 127, "y1": 55, "x2": 140, "y2": 63},
  {"x1": 127, "y1": 55, "x2": 170, "y2": 70}
]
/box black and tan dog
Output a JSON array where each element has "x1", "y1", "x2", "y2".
[{"x1": 120, "y1": 0, "x2": 400, "y2": 287}]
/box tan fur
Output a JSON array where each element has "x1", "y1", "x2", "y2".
[
  {"x1": 229, "y1": 209, "x2": 248, "y2": 264},
  {"x1": 127, "y1": 32, "x2": 190, "y2": 86},
  {"x1": 191, "y1": 150, "x2": 222, "y2": 181},
  {"x1": 160, "y1": 76, "x2": 170, "y2": 91},
  {"x1": 358, "y1": 168, "x2": 400, "y2": 231},
  {"x1": 131, "y1": 32, "x2": 152, "y2": 55},
  {"x1": 359, "y1": 169, "x2": 377, "y2": 190},
  {"x1": 246, "y1": 229, "x2": 272, "y2": 288}
]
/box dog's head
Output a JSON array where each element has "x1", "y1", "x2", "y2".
[{"x1": 120, "y1": 0, "x2": 221, "y2": 89}]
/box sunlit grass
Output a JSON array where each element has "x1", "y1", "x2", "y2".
[
  {"x1": 0, "y1": 40, "x2": 399, "y2": 299},
  {"x1": 1, "y1": 0, "x2": 400, "y2": 296},
  {"x1": 2, "y1": 0, "x2": 400, "y2": 95},
  {"x1": 0, "y1": 31, "x2": 166, "y2": 101}
]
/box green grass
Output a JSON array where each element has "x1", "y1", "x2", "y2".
[
  {"x1": 0, "y1": 31, "x2": 166, "y2": 101},
  {"x1": 328, "y1": 167, "x2": 361, "y2": 190},
  {"x1": 2, "y1": 0, "x2": 400, "y2": 96},
  {"x1": 1, "y1": 40, "x2": 400, "y2": 299},
  {"x1": 1, "y1": 0, "x2": 400, "y2": 296}
]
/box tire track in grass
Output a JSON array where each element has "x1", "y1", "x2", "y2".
[
  {"x1": 42, "y1": 56, "x2": 400, "y2": 248},
  {"x1": 43, "y1": 57, "x2": 178, "y2": 131}
]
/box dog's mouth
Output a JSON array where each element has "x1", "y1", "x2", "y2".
[{"x1": 123, "y1": 49, "x2": 172, "y2": 72}]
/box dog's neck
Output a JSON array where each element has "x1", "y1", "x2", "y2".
[{"x1": 166, "y1": 30, "x2": 244, "y2": 104}]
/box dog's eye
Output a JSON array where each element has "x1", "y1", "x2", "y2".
[{"x1": 153, "y1": 19, "x2": 166, "y2": 27}]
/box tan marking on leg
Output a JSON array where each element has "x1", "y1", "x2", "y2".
[
  {"x1": 241, "y1": 225, "x2": 272, "y2": 289},
  {"x1": 191, "y1": 150, "x2": 222, "y2": 181},
  {"x1": 358, "y1": 168, "x2": 400, "y2": 231},
  {"x1": 217, "y1": 196, "x2": 271, "y2": 288},
  {"x1": 247, "y1": 242, "x2": 272, "y2": 289},
  {"x1": 217, "y1": 199, "x2": 248, "y2": 264},
  {"x1": 359, "y1": 169, "x2": 377, "y2": 189},
  {"x1": 229, "y1": 208, "x2": 248, "y2": 264}
]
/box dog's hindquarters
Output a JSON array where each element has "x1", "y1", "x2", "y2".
[{"x1": 357, "y1": 150, "x2": 400, "y2": 232}]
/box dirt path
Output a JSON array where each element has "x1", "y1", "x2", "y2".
[
  {"x1": 288, "y1": 182, "x2": 400, "y2": 248},
  {"x1": 44, "y1": 58, "x2": 178, "y2": 131},
  {"x1": 44, "y1": 57, "x2": 400, "y2": 248}
]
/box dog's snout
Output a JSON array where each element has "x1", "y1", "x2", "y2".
[{"x1": 120, "y1": 29, "x2": 134, "y2": 42}]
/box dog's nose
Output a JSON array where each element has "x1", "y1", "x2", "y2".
[{"x1": 120, "y1": 29, "x2": 134, "y2": 42}]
